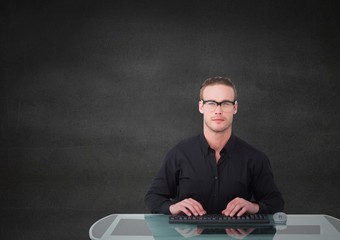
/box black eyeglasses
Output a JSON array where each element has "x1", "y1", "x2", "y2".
[{"x1": 201, "y1": 99, "x2": 236, "y2": 111}]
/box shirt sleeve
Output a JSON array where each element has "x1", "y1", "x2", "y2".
[
  {"x1": 144, "y1": 148, "x2": 179, "y2": 214},
  {"x1": 250, "y1": 152, "x2": 285, "y2": 214}
]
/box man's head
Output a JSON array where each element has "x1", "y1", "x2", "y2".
[{"x1": 199, "y1": 77, "x2": 238, "y2": 135}]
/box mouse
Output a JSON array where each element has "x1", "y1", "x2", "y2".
[{"x1": 273, "y1": 212, "x2": 287, "y2": 224}]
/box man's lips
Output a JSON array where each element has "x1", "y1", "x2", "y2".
[{"x1": 212, "y1": 118, "x2": 224, "y2": 122}]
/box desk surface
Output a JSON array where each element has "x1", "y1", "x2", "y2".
[{"x1": 89, "y1": 214, "x2": 340, "y2": 240}]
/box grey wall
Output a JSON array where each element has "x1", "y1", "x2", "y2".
[{"x1": 2, "y1": 0, "x2": 339, "y2": 239}]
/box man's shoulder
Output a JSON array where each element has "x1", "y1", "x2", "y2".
[
  {"x1": 233, "y1": 135, "x2": 256, "y2": 149},
  {"x1": 174, "y1": 134, "x2": 201, "y2": 149},
  {"x1": 164, "y1": 135, "x2": 201, "y2": 160},
  {"x1": 233, "y1": 135, "x2": 267, "y2": 157}
]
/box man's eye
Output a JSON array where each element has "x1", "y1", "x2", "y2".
[{"x1": 222, "y1": 102, "x2": 232, "y2": 106}]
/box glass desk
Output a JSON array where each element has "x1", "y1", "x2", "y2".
[{"x1": 89, "y1": 214, "x2": 340, "y2": 240}]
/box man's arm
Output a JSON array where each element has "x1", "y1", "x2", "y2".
[
  {"x1": 144, "y1": 149, "x2": 179, "y2": 214},
  {"x1": 251, "y1": 152, "x2": 285, "y2": 214}
]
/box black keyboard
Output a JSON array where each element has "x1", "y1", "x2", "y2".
[{"x1": 169, "y1": 214, "x2": 270, "y2": 225}]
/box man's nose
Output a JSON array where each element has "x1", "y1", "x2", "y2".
[{"x1": 214, "y1": 105, "x2": 222, "y2": 114}]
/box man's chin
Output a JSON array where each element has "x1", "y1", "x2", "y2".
[
  {"x1": 205, "y1": 121, "x2": 232, "y2": 133},
  {"x1": 213, "y1": 128, "x2": 228, "y2": 133},
  {"x1": 209, "y1": 125, "x2": 229, "y2": 133}
]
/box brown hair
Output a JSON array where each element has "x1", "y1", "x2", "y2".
[{"x1": 199, "y1": 76, "x2": 237, "y2": 100}]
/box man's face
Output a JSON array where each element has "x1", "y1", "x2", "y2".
[{"x1": 199, "y1": 84, "x2": 238, "y2": 134}]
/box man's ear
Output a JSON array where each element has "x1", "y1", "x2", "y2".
[
  {"x1": 198, "y1": 101, "x2": 204, "y2": 114},
  {"x1": 233, "y1": 101, "x2": 238, "y2": 114}
]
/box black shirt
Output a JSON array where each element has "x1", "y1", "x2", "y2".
[{"x1": 144, "y1": 134, "x2": 284, "y2": 214}]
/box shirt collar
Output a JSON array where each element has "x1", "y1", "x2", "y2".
[{"x1": 199, "y1": 132, "x2": 236, "y2": 158}]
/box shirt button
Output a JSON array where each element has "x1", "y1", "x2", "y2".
[{"x1": 214, "y1": 176, "x2": 218, "y2": 180}]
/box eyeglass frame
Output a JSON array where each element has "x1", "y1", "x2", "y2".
[{"x1": 201, "y1": 99, "x2": 237, "y2": 111}]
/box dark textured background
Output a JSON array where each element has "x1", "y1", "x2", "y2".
[{"x1": 2, "y1": 0, "x2": 340, "y2": 239}]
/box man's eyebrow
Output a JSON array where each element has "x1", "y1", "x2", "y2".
[{"x1": 205, "y1": 99, "x2": 234, "y2": 102}]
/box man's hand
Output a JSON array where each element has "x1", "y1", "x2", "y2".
[
  {"x1": 169, "y1": 198, "x2": 206, "y2": 216},
  {"x1": 221, "y1": 197, "x2": 259, "y2": 217}
]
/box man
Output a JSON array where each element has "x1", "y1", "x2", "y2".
[{"x1": 144, "y1": 77, "x2": 284, "y2": 217}]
